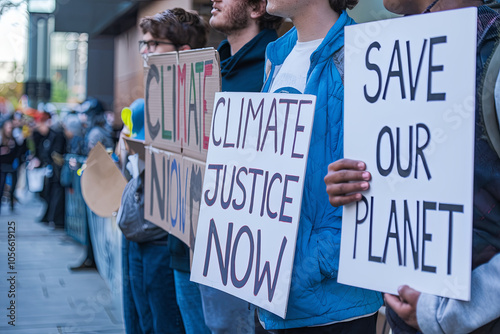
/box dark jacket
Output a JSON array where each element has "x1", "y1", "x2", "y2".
[
  {"x1": 0, "y1": 137, "x2": 25, "y2": 168},
  {"x1": 33, "y1": 128, "x2": 66, "y2": 182},
  {"x1": 472, "y1": 5, "x2": 500, "y2": 269},
  {"x1": 219, "y1": 28, "x2": 278, "y2": 93}
]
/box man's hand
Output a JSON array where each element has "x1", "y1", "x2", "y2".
[
  {"x1": 384, "y1": 285, "x2": 422, "y2": 331},
  {"x1": 324, "y1": 159, "x2": 371, "y2": 207}
]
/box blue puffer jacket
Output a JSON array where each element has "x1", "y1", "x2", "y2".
[{"x1": 259, "y1": 11, "x2": 383, "y2": 329}]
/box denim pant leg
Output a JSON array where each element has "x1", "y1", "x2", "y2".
[
  {"x1": 173, "y1": 270, "x2": 210, "y2": 334},
  {"x1": 121, "y1": 236, "x2": 142, "y2": 334},
  {"x1": 0, "y1": 171, "x2": 6, "y2": 213},
  {"x1": 10, "y1": 169, "x2": 17, "y2": 208},
  {"x1": 199, "y1": 284, "x2": 255, "y2": 334},
  {"x1": 141, "y1": 242, "x2": 185, "y2": 334},
  {"x1": 129, "y1": 241, "x2": 154, "y2": 333}
]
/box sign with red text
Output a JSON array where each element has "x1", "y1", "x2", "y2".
[
  {"x1": 144, "y1": 48, "x2": 220, "y2": 161},
  {"x1": 191, "y1": 92, "x2": 316, "y2": 318},
  {"x1": 339, "y1": 8, "x2": 477, "y2": 301}
]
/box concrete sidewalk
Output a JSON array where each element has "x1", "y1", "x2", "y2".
[{"x1": 0, "y1": 192, "x2": 125, "y2": 333}]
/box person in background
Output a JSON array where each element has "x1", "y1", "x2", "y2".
[
  {"x1": 324, "y1": 0, "x2": 500, "y2": 333},
  {"x1": 63, "y1": 113, "x2": 85, "y2": 155},
  {"x1": 197, "y1": 1, "x2": 283, "y2": 333},
  {"x1": 0, "y1": 97, "x2": 14, "y2": 127},
  {"x1": 31, "y1": 111, "x2": 66, "y2": 228},
  {"x1": 61, "y1": 111, "x2": 96, "y2": 271},
  {"x1": 0, "y1": 119, "x2": 26, "y2": 213},
  {"x1": 10, "y1": 112, "x2": 28, "y2": 205},
  {"x1": 82, "y1": 97, "x2": 114, "y2": 154}
]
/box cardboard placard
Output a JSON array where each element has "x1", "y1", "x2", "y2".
[
  {"x1": 81, "y1": 143, "x2": 127, "y2": 217},
  {"x1": 144, "y1": 147, "x2": 189, "y2": 245},
  {"x1": 183, "y1": 157, "x2": 206, "y2": 264},
  {"x1": 338, "y1": 8, "x2": 477, "y2": 301},
  {"x1": 144, "y1": 48, "x2": 221, "y2": 161},
  {"x1": 123, "y1": 136, "x2": 145, "y2": 161},
  {"x1": 191, "y1": 92, "x2": 316, "y2": 318}
]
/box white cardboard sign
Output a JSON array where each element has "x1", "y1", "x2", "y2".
[
  {"x1": 339, "y1": 8, "x2": 477, "y2": 301},
  {"x1": 191, "y1": 92, "x2": 316, "y2": 318}
]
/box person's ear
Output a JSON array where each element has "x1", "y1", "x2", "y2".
[
  {"x1": 178, "y1": 44, "x2": 191, "y2": 51},
  {"x1": 250, "y1": 0, "x2": 266, "y2": 19}
]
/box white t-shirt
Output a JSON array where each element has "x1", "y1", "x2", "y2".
[{"x1": 269, "y1": 38, "x2": 324, "y2": 94}]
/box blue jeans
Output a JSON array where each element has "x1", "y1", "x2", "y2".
[
  {"x1": 121, "y1": 236, "x2": 142, "y2": 334},
  {"x1": 129, "y1": 240, "x2": 184, "y2": 334},
  {"x1": 174, "y1": 270, "x2": 210, "y2": 334},
  {"x1": 199, "y1": 285, "x2": 254, "y2": 334}
]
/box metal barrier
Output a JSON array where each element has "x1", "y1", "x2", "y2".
[
  {"x1": 86, "y1": 208, "x2": 122, "y2": 294},
  {"x1": 64, "y1": 154, "x2": 88, "y2": 245},
  {"x1": 63, "y1": 153, "x2": 122, "y2": 294}
]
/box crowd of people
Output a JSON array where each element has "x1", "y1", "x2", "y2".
[
  {"x1": 2, "y1": 0, "x2": 499, "y2": 333},
  {"x1": 0, "y1": 96, "x2": 116, "y2": 228}
]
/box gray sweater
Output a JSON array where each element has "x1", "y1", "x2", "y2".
[{"x1": 417, "y1": 253, "x2": 500, "y2": 333}]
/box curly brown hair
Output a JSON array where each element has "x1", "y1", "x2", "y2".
[
  {"x1": 139, "y1": 8, "x2": 208, "y2": 49},
  {"x1": 248, "y1": 0, "x2": 284, "y2": 31},
  {"x1": 329, "y1": 0, "x2": 359, "y2": 13}
]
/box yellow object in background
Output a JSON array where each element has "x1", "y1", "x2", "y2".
[
  {"x1": 22, "y1": 125, "x2": 31, "y2": 138},
  {"x1": 121, "y1": 107, "x2": 133, "y2": 137}
]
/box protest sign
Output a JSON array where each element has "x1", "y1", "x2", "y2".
[
  {"x1": 123, "y1": 137, "x2": 145, "y2": 161},
  {"x1": 338, "y1": 8, "x2": 477, "y2": 301},
  {"x1": 144, "y1": 48, "x2": 220, "y2": 161},
  {"x1": 191, "y1": 92, "x2": 316, "y2": 318},
  {"x1": 144, "y1": 147, "x2": 207, "y2": 247},
  {"x1": 183, "y1": 157, "x2": 205, "y2": 263},
  {"x1": 81, "y1": 143, "x2": 127, "y2": 217},
  {"x1": 144, "y1": 147, "x2": 189, "y2": 245},
  {"x1": 143, "y1": 48, "x2": 220, "y2": 246}
]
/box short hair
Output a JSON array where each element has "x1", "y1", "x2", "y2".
[
  {"x1": 139, "y1": 8, "x2": 208, "y2": 49},
  {"x1": 248, "y1": 0, "x2": 284, "y2": 31},
  {"x1": 329, "y1": 0, "x2": 359, "y2": 13}
]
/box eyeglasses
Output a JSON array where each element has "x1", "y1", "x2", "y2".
[{"x1": 139, "y1": 40, "x2": 177, "y2": 54}]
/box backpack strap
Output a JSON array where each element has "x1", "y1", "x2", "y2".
[
  {"x1": 332, "y1": 46, "x2": 344, "y2": 85},
  {"x1": 480, "y1": 38, "x2": 500, "y2": 158}
]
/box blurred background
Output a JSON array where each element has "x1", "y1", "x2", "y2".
[
  {"x1": 1, "y1": 0, "x2": 499, "y2": 122},
  {"x1": 0, "y1": 0, "x2": 401, "y2": 123}
]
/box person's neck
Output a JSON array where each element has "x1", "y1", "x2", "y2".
[
  {"x1": 430, "y1": 0, "x2": 483, "y2": 12},
  {"x1": 227, "y1": 23, "x2": 261, "y2": 56},
  {"x1": 292, "y1": 4, "x2": 340, "y2": 42}
]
